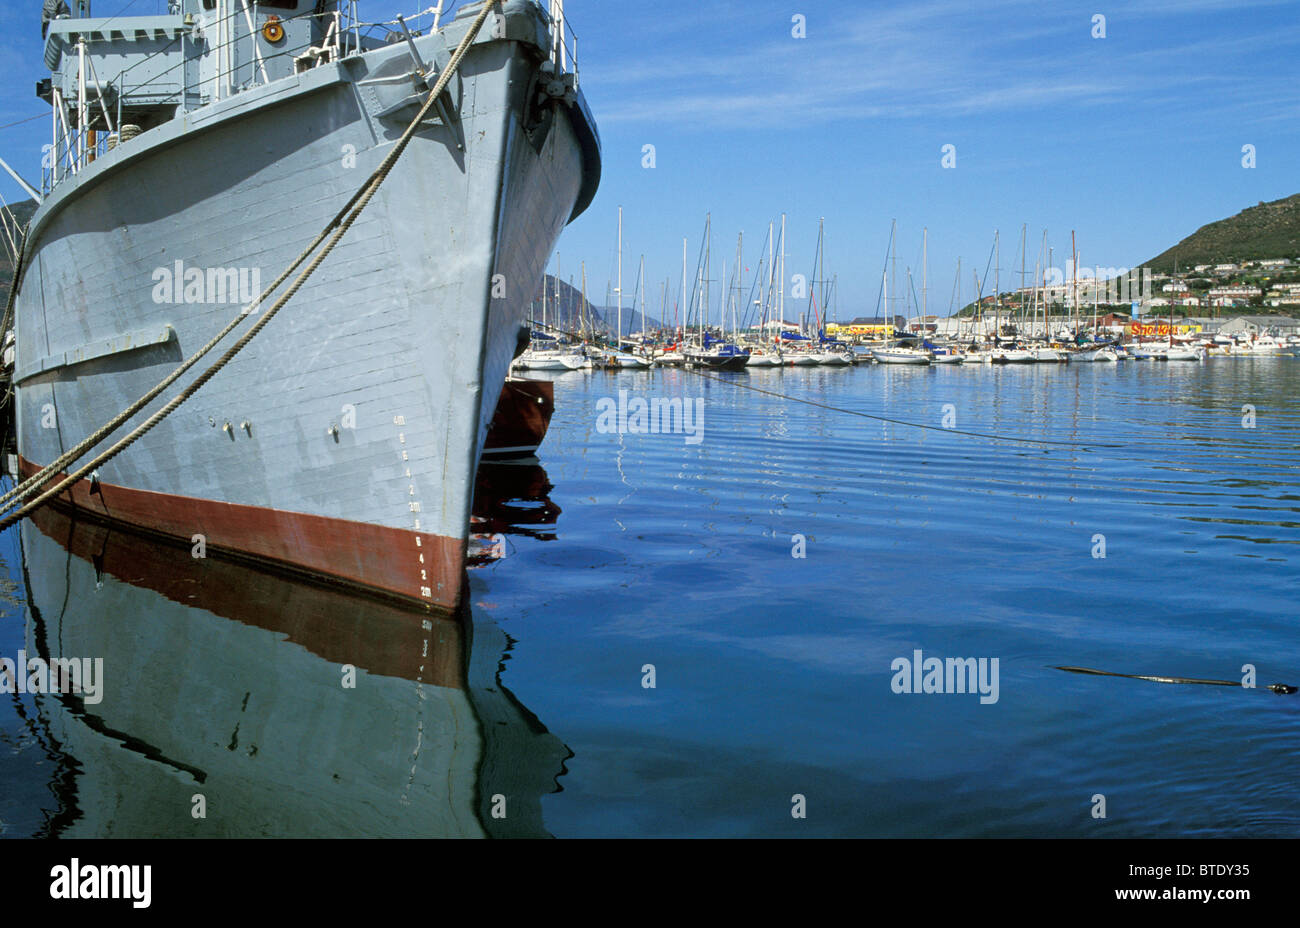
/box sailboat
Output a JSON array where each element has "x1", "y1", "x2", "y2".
[
  {"x1": 602, "y1": 206, "x2": 650, "y2": 369},
  {"x1": 871, "y1": 269, "x2": 931, "y2": 365},
  {"x1": 1071, "y1": 252, "x2": 1117, "y2": 361},
  {"x1": 745, "y1": 225, "x2": 782, "y2": 366},
  {"x1": 915, "y1": 228, "x2": 960, "y2": 365},
  {"x1": 656, "y1": 243, "x2": 689, "y2": 366},
  {"x1": 1149, "y1": 261, "x2": 1204, "y2": 361},
  {"x1": 682, "y1": 215, "x2": 749, "y2": 370},
  {"x1": 511, "y1": 265, "x2": 584, "y2": 371}
]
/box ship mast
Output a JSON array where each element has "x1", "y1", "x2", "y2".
[
  {"x1": 922, "y1": 226, "x2": 928, "y2": 323},
  {"x1": 890, "y1": 219, "x2": 897, "y2": 336},
  {"x1": 994, "y1": 229, "x2": 1000, "y2": 344},
  {"x1": 759, "y1": 219, "x2": 769, "y2": 340},
  {"x1": 734, "y1": 231, "x2": 743, "y2": 342},
  {"x1": 1071, "y1": 230, "x2": 1078, "y2": 339},
  {"x1": 1048, "y1": 244, "x2": 1054, "y2": 337},
  {"x1": 1019, "y1": 223, "x2": 1027, "y2": 337},
  {"x1": 680, "y1": 237, "x2": 686, "y2": 338},
  {"x1": 816, "y1": 217, "x2": 825, "y2": 336},
  {"x1": 778, "y1": 213, "x2": 786, "y2": 331},
  {"x1": 616, "y1": 205, "x2": 622, "y2": 353},
  {"x1": 580, "y1": 262, "x2": 589, "y2": 340}
]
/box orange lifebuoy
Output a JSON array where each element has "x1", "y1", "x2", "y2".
[{"x1": 262, "y1": 15, "x2": 284, "y2": 43}]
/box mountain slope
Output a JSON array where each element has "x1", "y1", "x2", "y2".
[{"x1": 1144, "y1": 193, "x2": 1300, "y2": 273}]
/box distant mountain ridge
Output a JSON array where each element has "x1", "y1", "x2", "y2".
[
  {"x1": 1144, "y1": 193, "x2": 1300, "y2": 273},
  {"x1": 533, "y1": 274, "x2": 669, "y2": 335}
]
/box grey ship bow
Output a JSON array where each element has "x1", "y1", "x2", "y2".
[{"x1": 14, "y1": 0, "x2": 600, "y2": 610}]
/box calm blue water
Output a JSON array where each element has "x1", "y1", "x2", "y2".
[{"x1": 3, "y1": 356, "x2": 1298, "y2": 836}]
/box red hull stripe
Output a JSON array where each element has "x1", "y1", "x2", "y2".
[
  {"x1": 17, "y1": 457, "x2": 465, "y2": 611},
  {"x1": 28, "y1": 504, "x2": 467, "y2": 688}
]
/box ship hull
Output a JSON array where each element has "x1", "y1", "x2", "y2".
[
  {"x1": 12, "y1": 3, "x2": 600, "y2": 612},
  {"x1": 482, "y1": 377, "x2": 553, "y2": 458},
  {"x1": 18, "y1": 504, "x2": 570, "y2": 837}
]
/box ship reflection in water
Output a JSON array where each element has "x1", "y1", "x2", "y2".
[
  {"x1": 469, "y1": 460, "x2": 562, "y2": 566},
  {"x1": 14, "y1": 458, "x2": 566, "y2": 837}
]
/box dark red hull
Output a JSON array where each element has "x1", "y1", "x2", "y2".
[{"x1": 483, "y1": 377, "x2": 554, "y2": 458}]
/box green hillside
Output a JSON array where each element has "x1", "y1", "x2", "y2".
[{"x1": 1144, "y1": 193, "x2": 1300, "y2": 273}]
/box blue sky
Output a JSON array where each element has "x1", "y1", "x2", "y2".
[{"x1": 2, "y1": 0, "x2": 1298, "y2": 320}]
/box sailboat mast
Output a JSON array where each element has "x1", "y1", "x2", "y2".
[
  {"x1": 955, "y1": 257, "x2": 961, "y2": 337},
  {"x1": 994, "y1": 229, "x2": 1000, "y2": 343},
  {"x1": 680, "y1": 237, "x2": 686, "y2": 337},
  {"x1": 580, "y1": 261, "x2": 589, "y2": 339},
  {"x1": 778, "y1": 213, "x2": 786, "y2": 330},
  {"x1": 1170, "y1": 258, "x2": 1176, "y2": 347},
  {"x1": 759, "y1": 220, "x2": 769, "y2": 340},
  {"x1": 616, "y1": 205, "x2": 623, "y2": 350},
  {"x1": 1013, "y1": 222, "x2": 1024, "y2": 335},
  {"x1": 1040, "y1": 230, "x2": 1047, "y2": 338},
  {"x1": 817, "y1": 217, "x2": 825, "y2": 335},
  {"x1": 922, "y1": 226, "x2": 928, "y2": 322},
  {"x1": 719, "y1": 258, "x2": 725, "y2": 337},
  {"x1": 890, "y1": 219, "x2": 897, "y2": 334},
  {"x1": 704, "y1": 213, "x2": 711, "y2": 340},
  {"x1": 1047, "y1": 245, "x2": 1054, "y2": 336},
  {"x1": 883, "y1": 269, "x2": 888, "y2": 339},
  {"x1": 1071, "y1": 230, "x2": 1078, "y2": 339}
]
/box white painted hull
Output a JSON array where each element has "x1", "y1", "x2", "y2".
[{"x1": 872, "y1": 349, "x2": 931, "y2": 365}]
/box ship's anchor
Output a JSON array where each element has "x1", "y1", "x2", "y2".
[{"x1": 396, "y1": 15, "x2": 465, "y2": 152}]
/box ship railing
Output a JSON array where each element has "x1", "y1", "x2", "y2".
[
  {"x1": 349, "y1": 2, "x2": 465, "y2": 52},
  {"x1": 40, "y1": 0, "x2": 575, "y2": 193},
  {"x1": 43, "y1": 3, "x2": 352, "y2": 192},
  {"x1": 42, "y1": 36, "x2": 123, "y2": 194},
  {"x1": 546, "y1": 0, "x2": 579, "y2": 90}
]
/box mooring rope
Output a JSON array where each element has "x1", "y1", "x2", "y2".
[
  {"x1": 684, "y1": 368, "x2": 1127, "y2": 449},
  {"x1": 1056, "y1": 665, "x2": 1296, "y2": 695},
  {"x1": 0, "y1": 226, "x2": 26, "y2": 342},
  {"x1": 0, "y1": 0, "x2": 501, "y2": 531}
]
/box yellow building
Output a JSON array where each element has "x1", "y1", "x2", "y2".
[
  {"x1": 1128, "y1": 322, "x2": 1203, "y2": 337},
  {"x1": 827, "y1": 322, "x2": 895, "y2": 338}
]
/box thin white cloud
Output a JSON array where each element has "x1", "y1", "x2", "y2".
[{"x1": 584, "y1": 0, "x2": 1300, "y2": 130}]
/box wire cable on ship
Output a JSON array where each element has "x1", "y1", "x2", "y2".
[
  {"x1": 0, "y1": 0, "x2": 503, "y2": 532},
  {"x1": 0, "y1": 113, "x2": 50, "y2": 133}
]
